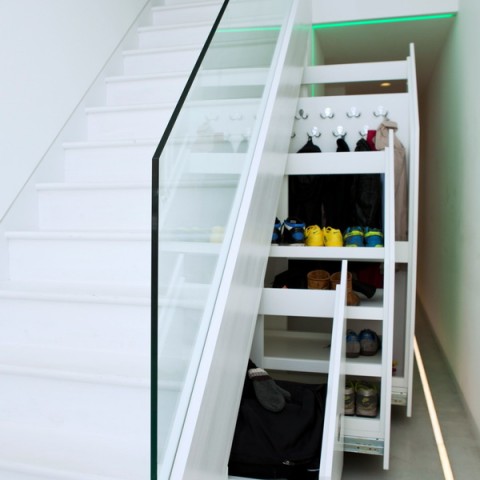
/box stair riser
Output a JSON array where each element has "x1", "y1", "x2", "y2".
[
  {"x1": 152, "y1": 4, "x2": 221, "y2": 26},
  {"x1": 106, "y1": 75, "x2": 187, "y2": 106},
  {"x1": 64, "y1": 146, "x2": 245, "y2": 183},
  {"x1": 37, "y1": 184, "x2": 236, "y2": 231},
  {"x1": 37, "y1": 187, "x2": 151, "y2": 231},
  {"x1": 0, "y1": 298, "x2": 149, "y2": 353},
  {"x1": 64, "y1": 144, "x2": 154, "y2": 183},
  {"x1": 7, "y1": 238, "x2": 218, "y2": 285},
  {"x1": 0, "y1": 373, "x2": 150, "y2": 438},
  {"x1": 87, "y1": 107, "x2": 173, "y2": 141},
  {"x1": 0, "y1": 425, "x2": 149, "y2": 479},
  {"x1": 138, "y1": 24, "x2": 210, "y2": 50},
  {"x1": 123, "y1": 48, "x2": 199, "y2": 76},
  {"x1": 8, "y1": 237, "x2": 150, "y2": 285}
]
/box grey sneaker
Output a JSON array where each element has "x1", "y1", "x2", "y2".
[
  {"x1": 346, "y1": 330, "x2": 360, "y2": 358},
  {"x1": 355, "y1": 381, "x2": 378, "y2": 417},
  {"x1": 345, "y1": 381, "x2": 355, "y2": 415}
]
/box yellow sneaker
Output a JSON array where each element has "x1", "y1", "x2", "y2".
[
  {"x1": 305, "y1": 225, "x2": 324, "y2": 246},
  {"x1": 323, "y1": 226, "x2": 343, "y2": 247}
]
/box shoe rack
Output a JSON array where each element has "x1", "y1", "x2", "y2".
[{"x1": 250, "y1": 44, "x2": 420, "y2": 471}]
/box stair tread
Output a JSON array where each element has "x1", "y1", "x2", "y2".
[
  {"x1": 6, "y1": 230, "x2": 150, "y2": 240},
  {"x1": 86, "y1": 96, "x2": 259, "y2": 113},
  {"x1": 85, "y1": 101, "x2": 175, "y2": 114},
  {"x1": 105, "y1": 66, "x2": 268, "y2": 84},
  {"x1": 63, "y1": 139, "x2": 157, "y2": 149},
  {"x1": 138, "y1": 20, "x2": 212, "y2": 33},
  {"x1": 36, "y1": 181, "x2": 150, "y2": 190},
  {"x1": 0, "y1": 279, "x2": 150, "y2": 302},
  {"x1": 105, "y1": 71, "x2": 189, "y2": 84},
  {"x1": 152, "y1": 0, "x2": 222, "y2": 12},
  {"x1": 122, "y1": 43, "x2": 203, "y2": 57}
]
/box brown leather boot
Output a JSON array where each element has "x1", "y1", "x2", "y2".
[
  {"x1": 307, "y1": 269, "x2": 330, "y2": 290},
  {"x1": 330, "y1": 271, "x2": 361, "y2": 306}
]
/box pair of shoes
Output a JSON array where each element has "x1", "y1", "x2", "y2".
[
  {"x1": 272, "y1": 217, "x2": 305, "y2": 245},
  {"x1": 355, "y1": 381, "x2": 379, "y2": 417},
  {"x1": 346, "y1": 329, "x2": 380, "y2": 358},
  {"x1": 343, "y1": 226, "x2": 384, "y2": 247},
  {"x1": 345, "y1": 380, "x2": 379, "y2": 417},
  {"x1": 307, "y1": 270, "x2": 360, "y2": 305},
  {"x1": 304, "y1": 225, "x2": 343, "y2": 247}
]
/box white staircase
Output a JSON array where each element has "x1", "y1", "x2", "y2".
[{"x1": 0, "y1": 1, "x2": 223, "y2": 479}]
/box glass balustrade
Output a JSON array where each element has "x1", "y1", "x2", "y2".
[{"x1": 151, "y1": 0, "x2": 295, "y2": 476}]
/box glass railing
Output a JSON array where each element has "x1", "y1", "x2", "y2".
[{"x1": 151, "y1": 0, "x2": 296, "y2": 477}]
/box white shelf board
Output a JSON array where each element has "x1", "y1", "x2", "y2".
[
  {"x1": 395, "y1": 240, "x2": 409, "y2": 263},
  {"x1": 269, "y1": 245, "x2": 385, "y2": 261},
  {"x1": 347, "y1": 289, "x2": 384, "y2": 320},
  {"x1": 286, "y1": 151, "x2": 385, "y2": 175},
  {"x1": 263, "y1": 330, "x2": 382, "y2": 377},
  {"x1": 260, "y1": 288, "x2": 336, "y2": 317},
  {"x1": 344, "y1": 415, "x2": 383, "y2": 440},
  {"x1": 260, "y1": 288, "x2": 384, "y2": 320}
]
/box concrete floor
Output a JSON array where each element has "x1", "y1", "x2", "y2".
[{"x1": 342, "y1": 309, "x2": 480, "y2": 479}]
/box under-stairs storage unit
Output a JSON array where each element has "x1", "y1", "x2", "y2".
[{"x1": 250, "y1": 46, "x2": 419, "y2": 474}]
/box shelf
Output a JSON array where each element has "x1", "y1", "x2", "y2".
[
  {"x1": 261, "y1": 287, "x2": 384, "y2": 320},
  {"x1": 263, "y1": 330, "x2": 382, "y2": 377},
  {"x1": 269, "y1": 245, "x2": 385, "y2": 261},
  {"x1": 344, "y1": 416, "x2": 383, "y2": 441},
  {"x1": 286, "y1": 151, "x2": 386, "y2": 175},
  {"x1": 347, "y1": 289, "x2": 384, "y2": 320},
  {"x1": 259, "y1": 288, "x2": 335, "y2": 317}
]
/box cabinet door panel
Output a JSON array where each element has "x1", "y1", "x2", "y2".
[{"x1": 319, "y1": 262, "x2": 347, "y2": 480}]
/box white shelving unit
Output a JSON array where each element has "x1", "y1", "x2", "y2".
[{"x1": 251, "y1": 45, "x2": 419, "y2": 473}]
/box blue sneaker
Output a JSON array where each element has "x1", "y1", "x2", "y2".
[
  {"x1": 346, "y1": 329, "x2": 360, "y2": 358},
  {"x1": 344, "y1": 226, "x2": 364, "y2": 247},
  {"x1": 282, "y1": 217, "x2": 305, "y2": 245},
  {"x1": 364, "y1": 227, "x2": 384, "y2": 247},
  {"x1": 358, "y1": 329, "x2": 380, "y2": 356},
  {"x1": 272, "y1": 217, "x2": 282, "y2": 245}
]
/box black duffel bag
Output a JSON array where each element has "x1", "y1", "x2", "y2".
[{"x1": 229, "y1": 373, "x2": 327, "y2": 480}]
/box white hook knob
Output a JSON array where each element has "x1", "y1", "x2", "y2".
[
  {"x1": 346, "y1": 107, "x2": 361, "y2": 118},
  {"x1": 295, "y1": 109, "x2": 308, "y2": 120},
  {"x1": 373, "y1": 106, "x2": 389, "y2": 119},
  {"x1": 320, "y1": 107, "x2": 334, "y2": 119},
  {"x1": 332, "y1": 126, "x2": 347, "y2": 138}
]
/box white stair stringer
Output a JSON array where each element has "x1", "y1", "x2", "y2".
[{"x1": 0, "y1": 0, "x2": 225, "y2": 478}]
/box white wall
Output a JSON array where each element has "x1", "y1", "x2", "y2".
[
  {"x1": 0, "y1": 0, "x2": 148, "y2": 220},
  {"x1": 419, "y1": 0, "x2": 480, "y2": 439}
]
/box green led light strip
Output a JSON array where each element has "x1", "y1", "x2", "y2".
[{"x1": 312, "y1": 13, "x2": 455, "y2": 29}]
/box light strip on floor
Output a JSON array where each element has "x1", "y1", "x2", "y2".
[{"x1": 414, "y1": 336, "x2": 455, "y2": 480}]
